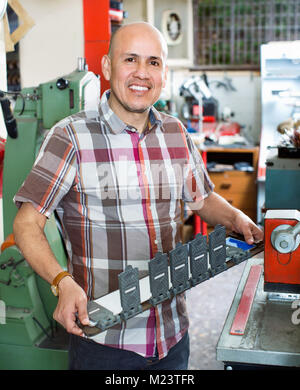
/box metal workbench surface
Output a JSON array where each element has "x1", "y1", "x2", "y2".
[{"x1": 216, "y1": 255, "x2": 300, "y2": 368}]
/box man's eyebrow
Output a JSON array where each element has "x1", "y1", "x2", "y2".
[
  {"x1": 149, "y1": 56, "x2": 162, "y2": 62},
  {"x1": 122, "y1": 53, "x2": 162, "y2": 62},
  {"x1": 123, "y1": 52, "x2": 139, "y2": 57}
]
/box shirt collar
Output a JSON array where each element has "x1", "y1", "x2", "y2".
[{"x1": 99, "y1": 90, "x2": 163, "y2": 135}]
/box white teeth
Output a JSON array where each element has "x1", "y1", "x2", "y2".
[{"x1": 129, "y1": 85, "x2": 148, "y2": 91}]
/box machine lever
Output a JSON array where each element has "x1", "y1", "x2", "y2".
[
  {"x1": 271, "y1": 222, "x2": 300, "y2": 254},
  {"x1": 291, "y1": 222, "x2": 300, "y2": 236}
]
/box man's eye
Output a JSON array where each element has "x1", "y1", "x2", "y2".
[
  {"x1": 125, "y1": 57, "x2": 135, "y2": 62},
  {"x1": 150, "y1": 60, "x2": 159, "y2": 66}
]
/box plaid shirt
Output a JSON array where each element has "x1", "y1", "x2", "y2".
[{"x1": 14, "y1": 91, "x2": 214, "y2": 359}]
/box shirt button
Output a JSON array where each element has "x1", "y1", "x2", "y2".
[{"x1": 154, "y1": 239, "x2": 158, "y2": 244}]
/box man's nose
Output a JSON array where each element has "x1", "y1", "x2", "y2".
[{"x1": 133, "y1": 61, "x2": 149, "y2": 78}]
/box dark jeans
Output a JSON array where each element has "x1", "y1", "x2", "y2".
[{"x1": 68, "y1": 331, "x2": 190, "y2": 370}]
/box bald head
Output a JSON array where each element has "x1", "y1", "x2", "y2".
[
  {"x1": 101, "y1": 21, "x2": 169, "y2": 126},
  {"x1": 108, "y1": 22, "x2": 168, "y2": 60}
]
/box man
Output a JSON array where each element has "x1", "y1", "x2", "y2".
[{"x1": 13, "y1": 22, "x2": 263, "y2": 370}]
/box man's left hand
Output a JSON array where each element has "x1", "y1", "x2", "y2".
[{"x1": 231, "y1": 210, "x2": 263, "y2": 245}]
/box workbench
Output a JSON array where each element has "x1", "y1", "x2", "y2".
[{"x1": 216, "y1": 255, "x2": 300, "y2": 369}]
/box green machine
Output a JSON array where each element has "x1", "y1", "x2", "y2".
[{"x1": 0, "y1": 62, "x2": 100, "y2": 369}]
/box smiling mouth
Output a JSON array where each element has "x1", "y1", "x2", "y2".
[{"x1": 128, "y1": 84, "x2": 150, "y2": 92}]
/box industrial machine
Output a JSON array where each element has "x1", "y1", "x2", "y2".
[
  {"x1": 264, "y1": 210, "x2": 300, "y2": 294},
  {"x1": 0, "y1": 61, "x2": 100, "y2": 369},
  {"x1": 179, "y1": 74, "x2": 241, "y2": 141},
  {"x1": 265, "y1": 145, "x2": 300, "y2": 211},
  {"x1": 217, "y1": 147, "x2": 300, "y2": 368},
  {"x1": 257, "y1": 41, "x2": 300, "y2": 223},
  {"x1": 261, "y1": 44, "x2": 300, "y2": 293},
  {"x1": 216, "y1": 207, "x2": 300, "y2": 369},
  {"x1": 216, "y1": 43, "x2": 300, "y2": 367},
  {"x1": 179, "y1": 74, "x2": 218, "y2": 133}
]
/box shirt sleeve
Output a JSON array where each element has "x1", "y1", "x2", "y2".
[
  {"x1": 181, "y1": 125, "x2": 214, "y2": 206},
  {"x1": 14, "y1": 125, "x2": 76, "y2": 218}
]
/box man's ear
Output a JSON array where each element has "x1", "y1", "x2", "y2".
[{"x1": 101, "y1": 55, "x2": 111, "y2": 81}]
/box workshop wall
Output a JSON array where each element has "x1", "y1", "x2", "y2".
[
  {"x1": 19, "y1": 0, "x2": 84, "y2": 88},
  {"x1": 124, "y1": 0, "x2": 262, "y2": 144},
  {"x1": 164, "y1": 69, "x2": 262, "y2": 145},
  {"x1": 16, "y1": 0, "x2": 262, "y2": 144}
]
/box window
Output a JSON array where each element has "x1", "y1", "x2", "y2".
[{"x1": 194, "y1": 0, "x2": 300, "y2": 69}]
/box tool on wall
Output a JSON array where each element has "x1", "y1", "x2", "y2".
[
  {"x1": 179, "y1": 74, "x2": 241, "y2": 142},
  {"x1": 179, "y1": 74, "x2": 217, "y2": 133}
]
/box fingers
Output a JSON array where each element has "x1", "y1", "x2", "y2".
[
  {"x1": 252, "y1": 227, "x2": 264, "y2": 243},
  {"x1": 244, "y1": 223, "x2": 264, "y2": 245},
  {"x1": 77, "y1": 299, "x2": 90, "y2": 326},
  {"x1": 233, "y1": 211, "x2": 263, "y2": 245},
  {"x1": 65, "y1": 312, "x2": 85, "y2": 337},
  {"x1": 53, "y1": 283, "x2": 89, "y2": 336},
  {"x1": 243, "y1": 228, "x2": 255, "y2": 245},
  {"x1": 53, "y1": 304, "x2": 84, "y2": 336}
]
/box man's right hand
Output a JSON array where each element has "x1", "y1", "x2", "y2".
[{"x1": 53, "y1": 276, "x2": 90, "y2": 336}]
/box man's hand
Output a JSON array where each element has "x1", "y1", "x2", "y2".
[
  {"x1": 231, "y1": 210, "x2": 264, "y2": 245},
  {"x1": 193, "y1": 192, "x2": 263, "y2": 245},
  {"x1": 53, "y1": 276, "x2": 90, "y2": 336}
]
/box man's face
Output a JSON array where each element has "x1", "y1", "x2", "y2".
[{"x1": 102, "y1": 26, "x2": 168, "y2": 118}]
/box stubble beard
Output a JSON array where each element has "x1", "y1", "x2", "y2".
[{"x1": 110, "y1": 87, "x2": 151, "y2": 114}]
